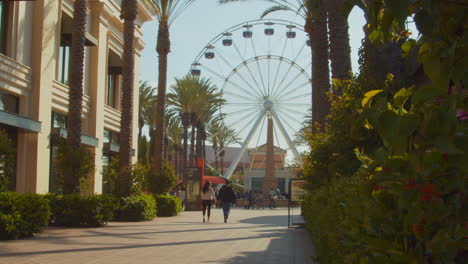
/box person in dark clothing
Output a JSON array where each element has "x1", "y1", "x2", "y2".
[{"x1": 217, "y1": 180, "x2": 236, "y2": 223}]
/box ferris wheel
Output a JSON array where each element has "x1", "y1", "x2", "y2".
[{"x1": 190, "y1": 19, "x2": 312, "y2": 178}]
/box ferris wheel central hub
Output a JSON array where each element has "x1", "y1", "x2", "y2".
[{"x1": 263, "y1": 97, "x2": 273, "y2": 111}]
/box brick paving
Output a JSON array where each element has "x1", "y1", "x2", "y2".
[{"x1": 0, "y1": 207, "x2": 315, "y2": 264}]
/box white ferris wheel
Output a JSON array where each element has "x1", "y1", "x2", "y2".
[{"x1": 190, "y1": 19, "x2": 312, "y2": 178}]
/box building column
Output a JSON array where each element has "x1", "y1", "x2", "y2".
[
  {"x1": 88, "y1": 2, "x2": 108, "y2": 194},
  {"x1": 17, "y1": 0, "x2": 59, "y2": 193}
]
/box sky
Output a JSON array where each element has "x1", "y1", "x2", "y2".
[
  {"x1": 139, "y1": 0, "x2": 367, "y2": 85},
  {"x1": 138, "y1": 0, "x2": 368, "y2": 163}
]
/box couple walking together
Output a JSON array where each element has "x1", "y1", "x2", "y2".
[{"x1": 201, "y1": 180, "x2": 236, "y2": 223}]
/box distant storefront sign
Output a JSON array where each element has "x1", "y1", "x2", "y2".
[{"x1": 290, "y1": 179, "x2": 306, "y2": 201}]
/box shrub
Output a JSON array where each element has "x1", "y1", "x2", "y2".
[
  {"x1": 103, "y1": 159, "x2": 150, "y2": 196},
  {"x1": 151, "y1": 162, "x2": 178, "y2": 195},
  {"x1": 114, "y1": 194, "x2": 157, "y2": 221},
  {"x1": 155, "y1": 194, "x2": 182, "y2": 217},
  {"x1": 0, "y1": 192, "x2": 50, "y2": 240},
  {"x1": 47, "y1": 194, "x2": 118, "y2": 227},
  {"x1": 0, "y1": 130, "x2": 15, "y2": 192}
]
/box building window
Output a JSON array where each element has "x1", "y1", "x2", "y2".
[
  {"x1": 49, "y1": 111, "x2": 67, "y2": 194},
  {"x1": 0, "y1": 91, "x2": 19, "y2": 114},
  {"x1": 102, "y1": 129, "x2": 119, "y2": 194},
  {"x1": 58, "y1": 38, "x2": 71, "y2": 85},
  {"x1": 103, "y1": 129, "x2": 119, "y2": 145},
  {"x1": 106, "y1": 71, "x2": 118, "y2": 108},
  {"x1": 52, "y1": 111, "x2": 67, "y2": 129},
  {"x1": 0, "y1": 1, "x2": 8, "y2": 55}
]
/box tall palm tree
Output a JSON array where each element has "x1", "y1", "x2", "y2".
[
  {"x1": 325, "y1": 0, "x2": 352, "y2": 80},
  {"x1": 152, "y1": 0, "x2": 195, "y2": 177},
  {"x1": 117, "y1": 0, "x2": 138, "y2": 197},
  {"x1": 220, "y1": 0, "x2": 331, "y2": 127},
  {"x1": 65, "y1": 0, "x2": 88, "y2": 194}
]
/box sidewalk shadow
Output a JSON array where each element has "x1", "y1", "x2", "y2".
[
  {"x1": 239, "y1": 214, "x2": 288, "y2": 227},
  {"x1": 204, "y1": 229, "x2": 316, "y2": 264}
]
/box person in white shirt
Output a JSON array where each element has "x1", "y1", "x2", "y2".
[
  {"x1": 177, "y1": 187, "x2": 186, "y2": 211},
  {"x1": 201, "y1": 181, "x2": 217, "y2": 222}
]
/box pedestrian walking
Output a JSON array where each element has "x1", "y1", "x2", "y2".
[
  {"x1": 217, "y1": 180, "x2": 236, "y2": 223},
  {"x1": 177, "y1": 187, "x2": 186, "y2": 211},
  {"x1": 201, "y1": 181, "x2": 216, "y2": 223},
  {"x1": 269, "y1": 188, "x2": 276, "y2": 209}
]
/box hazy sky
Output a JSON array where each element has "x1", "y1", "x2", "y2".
[{"x1": 139, "y1": 0, "x2": 367, "y2": 86}]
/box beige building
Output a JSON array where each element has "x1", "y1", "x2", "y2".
[
  {"x1": 0, "y1": 0, "x2": 157, "y2": 194},
  {"x1": 244, "y1": 144, "x2": 296, "y2": 195}
]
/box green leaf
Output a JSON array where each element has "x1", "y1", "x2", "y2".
[
  {"x1": 401, "y1": 39, "x2": 417, "y2": 58},
  {"x1": 394, "y1": 87, "x2": 414, "y2": 110},
  {"x1": 362, "y1": 90, "x2": 384, "y2": 107}
]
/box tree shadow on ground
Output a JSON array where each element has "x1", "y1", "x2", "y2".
[{"x1": 203, "y1": 229, "x2": 316, "y2": 264}]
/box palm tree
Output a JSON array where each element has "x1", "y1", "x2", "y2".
[
  {"x1": 220, "y1": 0, "x2": 331, "y2": 127},
  {"x1": 167, "y1": 75, "x2": 224, "y2": 177},
  {"x1": 152, "y1": 0, "x2": 195, "y2": 177},
  {"x1": 117, "y1": 0, "x2": 138, "y2": 197},
  {"x1": 138, "y1": 81, "x2": 157, "y2": 140},
  {"x1": 165, "y1": 114, "x2": 183, "y2": 178},
  {"x1": 65, "y1": 0, "x2": 88, "y2": 194},
  {"x1": 325, "y1": 0, "x2": 352, "y2": 81},
  {"x1": 216, "y1": 124, "x2": 240, "y2": 175},
  {"x1": 207, "y1": 121, "x2": 222, "y2": 171}
]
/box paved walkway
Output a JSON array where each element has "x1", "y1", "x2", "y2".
[{"x1": 0, "y1": 208, "x2": 315, "y2": 264}]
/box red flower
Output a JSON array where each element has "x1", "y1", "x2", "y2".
[
  {"x1": 419, "y1": 184, "x2": 441, "y2": 202},
  {"x1": 413, "y1": 224, "x2": 424, "y2": 235},
  {"x1": 382, "y1": 167, "x2": 390, "y2": 174},
  {"x1": 406, "y1": 177, "x2": 421, "y2": 191},
  {"x1": 373, "y1": 185, "x2": 383, "y2": 191},
  {"x1": 442, "y1": 152, "x2": 448, "y2": 161}
]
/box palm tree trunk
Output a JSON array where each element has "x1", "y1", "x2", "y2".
[
  {"x1": 182, "y1": 112, "x2": 190, "y2": 182},
  {"x1": 153, "y1": 21, "x2": 170, "y2": 180},
  {"x1": 196, "y1": 120, "x2": 202, "y2": 160},
  {"x1": 190, "y1": 112, "x2": 196, "y2": 167},
  {"x1": 117, "y1": 0, "x2": 137, "y2": 197},
  {"x1": 64, "y1": 0, "x2": 87, "y2": 194},
  {"x1": 326, "y1": 0, "x2": 352, "y2": 81},
  {"x1": 220, "y1": 150, "x2": 225, "y2": 175},
  {"x1": 305, "y1": 9, "x2": 331, "y2": 128}
]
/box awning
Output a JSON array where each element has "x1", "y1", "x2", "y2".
[
  {"x1": 0, "y1": 110, "x2": 41, "y2": 132},
  {"x1": 202, "y1": 176, "x2": 228, "y2": 184},
  {"x1": 51, "y1": 127, "x2": 99, "y2": 147}
]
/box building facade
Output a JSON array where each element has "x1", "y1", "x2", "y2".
[
  {"x1": 244, "y1": 144, "x2": 296, "y2": 195},
  {"x1": 0, "y1": 0, "x2": 156, "y2": 194}
]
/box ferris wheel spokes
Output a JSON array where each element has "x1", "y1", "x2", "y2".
[
  {"x1": 270, "y1": 109, "x2": 302, "y2": 162},
  {"x1": 223, "y1": 109, "x2": 267, "y2": 179},
  {"x1": 200, "y1": 65, "x2": 262, "y2": 99}
]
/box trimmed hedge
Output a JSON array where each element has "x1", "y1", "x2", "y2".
[
  {"x1": 155, "y1": 194, "x2": 182, "y2": 217},
  {"x1": 0, "y1": 192, "x2": 50, "y2": 240},
  {"x1": 46, "y1": 194, "x2": 118, "y2": 227},
  {"x1": 114, "y1": 194, "x2": 157, "y2": 221}
]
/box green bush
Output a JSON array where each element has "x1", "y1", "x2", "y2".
[
  {"x1": 0, "y1": 130, "x2": 16, "y2": 192},
  {"x1": 0, "y1": 192, "x2": 50, "y2": 240},
  {"x1": 114, "y1": 194, "x2": 157, "y2": 221},
  {"x1": 155, "y1": 194, "x2": 182, "y2": 217},
  {"x1": 47, "y1": 194, "x2": 118, "y2": 227},
  {"x1": 151, "y1": 162, "x2": 178, "y2": 195}
]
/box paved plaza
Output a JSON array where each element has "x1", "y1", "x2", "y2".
[{"x1": 0, "y1": 208, "x2": 315, "y2": 264}]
